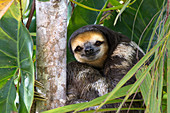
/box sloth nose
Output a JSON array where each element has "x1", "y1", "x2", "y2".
[{"x1": 85, "y1": 47, "x2": 94, "y2": 55}]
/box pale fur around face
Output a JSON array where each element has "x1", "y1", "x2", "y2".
[{"x1": 71, "y1": 31, "x2": 109, "y2": 68}]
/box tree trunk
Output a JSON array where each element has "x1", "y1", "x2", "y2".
[{"x1": 36, "y1": 0, "x2": 67, "y2": 112}]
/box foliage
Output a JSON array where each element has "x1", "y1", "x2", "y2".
[
  {"x1": 0, "y1": 0, "x2": 169, "y2": 113},
  {"x1": 0, "y1": 0, "x2": 34, "y2": 113}
]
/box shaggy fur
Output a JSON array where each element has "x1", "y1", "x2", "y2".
[{"x1": 67, "y1": 25, "x2": 144, "y2": 112}]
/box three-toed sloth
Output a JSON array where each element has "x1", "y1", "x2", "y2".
[{"x1": 66, "y1": 25, "x2": 144, "y2": 112}]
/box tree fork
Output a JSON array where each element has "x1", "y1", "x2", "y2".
[{"x1": 36, "y1": 0, "x2": 67, "y2": 111}]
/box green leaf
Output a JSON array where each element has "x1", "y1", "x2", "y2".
[
  {"x1": 122, "y1": 5, "x2": 169, "y2": 112},
  {"x1": 80, "y1": 108, "x2": 145, "y2": 113},
  {"x1": 109, "y1": 0, "x2": 121, "y2": 6},
  {"x1": 104, "y1": 0, "x2": 164, "y2": 51},
  {"x1": 0, "y1": 0, "x2": 34, "y2": 112},
  {"x1": 37, "y1": 0, "x2": 50, "y2": 2},
  {"x1": 0, "y1": 77, "x2": 17, "y2": 113},
  {"x1": 136, "y1": 67, "x2": 151, "y2": 106},
  {"x1": 74, "y1": 84, "x2": 134, "y2": 112},
  {"x1": 167, "y1": 18, "x2": 170, "y2": 113},
  {"x1": 113, "y1": 0, "x2": 131, "y2": 25},
  {"x1": 42, "y1": 85, "x2": 136, "y2": 113},
  {"x1": 156, "y1": 55, "x2": 164, "y2": 113}
]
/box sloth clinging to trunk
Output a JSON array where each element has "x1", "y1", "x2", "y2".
[{"x1": 66, "y1": 25, "x2": 145, "y2": 112}]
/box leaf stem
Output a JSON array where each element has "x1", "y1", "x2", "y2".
[
  {"x1": 165, "y1": 0, "x2": 169, "y2": 24},
  {"x1": 17, "y1": 68, "x2": 21, "y2": 93},
  {"x1": 19, "y1": 0, "x2": 23, "y2": 23},
  {"x1": 26, "y1": 0, "x2": 35, "y2": 29},
  {"x1": 70, "y1": 0, "x2": 136, "y2": 12}
]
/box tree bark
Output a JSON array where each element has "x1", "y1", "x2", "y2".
[{"x1": 36, "y1": 0, "x2": 67, "y2": 111}]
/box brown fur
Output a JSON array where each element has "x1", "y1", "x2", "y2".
[{"x1": 67, "y1": 25, "x2": 145, "y2": 113}]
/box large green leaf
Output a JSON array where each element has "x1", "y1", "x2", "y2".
[
  {"x1": 104, "y1": 0, "x2": 164, "y2": 52},
  {"x1": 0, "y1": 77, "x2": 17, "y2": 113},
  {"x1": 0, "y1": 0, "x2": 34, "y2": 113}
]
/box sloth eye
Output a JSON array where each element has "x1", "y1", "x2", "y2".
[
  {"x1": 94, "y1": 41, "x2": 104, "y2": 46},
  {"x1": 74, "y1": 46, "x2": 83, "y2": 52}
]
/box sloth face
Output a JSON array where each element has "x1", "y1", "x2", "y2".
[{"x1": 71, "y1": 31, "x2": 108, "y2": 67}]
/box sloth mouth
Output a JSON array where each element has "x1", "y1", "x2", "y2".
[{"x1": 81, "y1": 50, "x2": 100, "y2": 59}]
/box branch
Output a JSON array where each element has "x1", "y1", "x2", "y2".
[{"x1": 26, "y1": 0, "x2": 35, "y2": 29}]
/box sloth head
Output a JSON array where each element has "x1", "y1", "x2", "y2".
[
  {"x1": 70, "y1": 31, "x2": 108, "y2": 68},
  {"x1": 69, "y1": 25, "x2": 130, "y2": 68}
]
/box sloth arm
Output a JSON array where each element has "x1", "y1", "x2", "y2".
[
  {"x1": 103, "y1": 42, "x2": 145, "y2": 91},
  {"x1": 103, "y1": 56, "x2": 135, "y2": 92}
]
